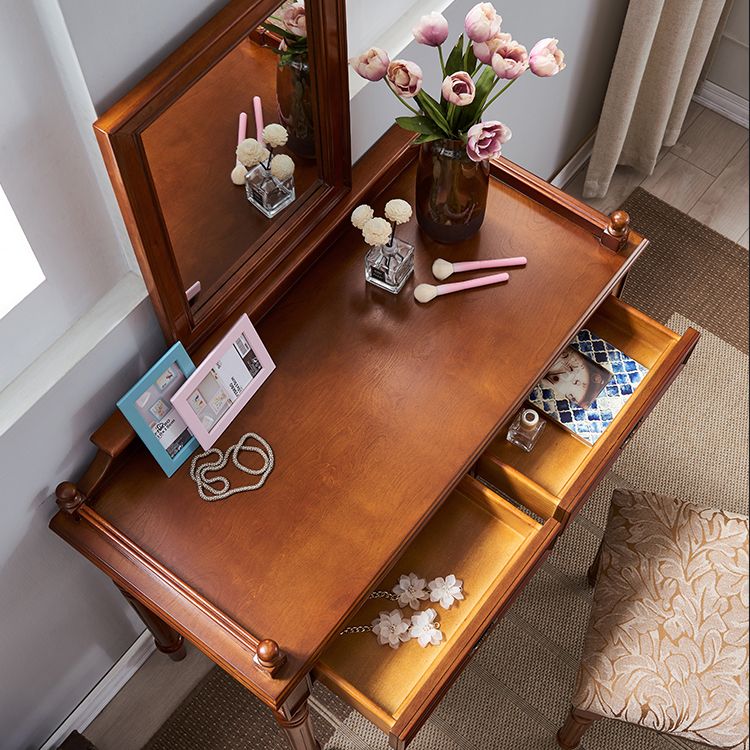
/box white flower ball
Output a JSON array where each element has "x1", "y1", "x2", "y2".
[
  {"x1": 231, "y1": 163, "x2": 247, "y2": 185},
  {"x1": 236, "y1": 138, "x2": 269, "y2": 168},
  {"x1": 351, "y1": 204, "x2": 374, "y2": 230},
  {"x1": 263, "y1": 123, "x2": 289, "y2": 148},
  {"x1": 362, "y1": 216, "x2": 392, "y2": 246},
  {"x1": 270, "y1": 154, "x2": 295, "y2": 181},
  {"x1": 384, "y1": 198, "x2": 412, "y2": 225}
]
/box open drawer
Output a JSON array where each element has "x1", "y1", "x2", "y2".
[
  {"x1": 315, "y1": 474, "x2": 559, "y2": 748},
  {"x1": 477, "y1": 295, "x2": 700, "y2": 525}
]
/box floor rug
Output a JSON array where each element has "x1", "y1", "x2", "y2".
[{"x1": 144, "y1": 190, "x2": 748, "y2": 750}]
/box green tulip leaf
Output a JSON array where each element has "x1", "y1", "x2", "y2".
[
  {"x1": 444, "y1": 34, "x2": 466, "y2": 76},
  {"x1": 415, "y1": 91, "x2": 453, "y2": 137},
  {"x1": 395, "y1": 116, "x2": 442, "y2": 135}
]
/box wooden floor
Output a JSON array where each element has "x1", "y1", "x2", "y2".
[
  {"x1": 565, "y1": 102, "x2": 749, "y2": 248},
  {"x1": 81, "y1": 104, "x2": 748, "y2": 750}
]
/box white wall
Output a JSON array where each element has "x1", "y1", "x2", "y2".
[
  {"x1": 348, "y1": 0, "x2": 629, "y2": 176},
  {"x1": 0, "y1": 2, "x2": 229, "y2": 747},
  {"x1": 706, "y1": 0, "x2": 749, "y2": 100},
  {"x1": 0, "y1": 2, "x2": 628, "y2": 747}
]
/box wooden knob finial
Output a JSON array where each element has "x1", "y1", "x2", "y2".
[
  {"x1": 56, "y1": 482, "x2": 86, "y2": 514},
  {"x1": 255, "y1": 639, "x2": 285, "y2": 672},
  {"x1": 602, "y1": 209, "x2": 630, "y2": 251},
  {"x1": 609, "y1": 210, "x2": 629, "y2": 234}
]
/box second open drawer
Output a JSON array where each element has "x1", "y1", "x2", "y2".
[
  {"x1": 477, "y1": 295, "x2": 700, "y2": 525},
  {"x1": 314, "y1": 474, "x2": 559, "y2": 747}
]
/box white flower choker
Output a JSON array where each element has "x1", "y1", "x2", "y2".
[{"x1": 341, "y1": 572, "x2": 464, "y2": 649}]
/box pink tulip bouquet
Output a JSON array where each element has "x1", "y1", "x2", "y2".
[
  {"x1": 262, "y1": 1, "x2": 307, "y2": 65},
  {"x1": 350, "y1": 3, "x2": 565, "y2": 162}
]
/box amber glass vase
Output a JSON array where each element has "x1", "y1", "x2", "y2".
[
  {"x1": 276, "y1": 53, "x2": 315, "y2": 160},
  {"x1": 415, "y1": 139, "x2": 490, "y2": 244}
]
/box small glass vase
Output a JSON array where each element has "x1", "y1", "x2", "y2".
[
  {"x1": 245, "y1": 163, "x2": 295, "y2": 218},
  {"x1": 415, "y1": 138, "x2": 490, "y2": 244},
  {"x1": 365, "y1": 237, "x2": 415, "y2": 294},
  {"x1": 506, "y1": 408, "x2": 546, "y2": 452},
  {"x1": 277, "y1": 53, "x2": 315, "y2": 160}
]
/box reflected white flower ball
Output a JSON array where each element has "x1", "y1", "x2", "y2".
[
  {"x1": 263, "y1": 123, "x2": 289, "y2": 148},
  {"x1": 270, "y1": 154, "x2": 295, "y2": 181},
  {"x1": 362, "y1": 217, "x2": 392, "y2": 247},
  {"x1": 231, "y1": 163, "x2": 247, "y2": 185},
  {"x1": 384, "y1": 198, "x2": 412, "y2": 225},
  {"x1": 351, "y1": 204, "x2": 374, "y2": 230},
  {"x1": 237, "y1": 138, "x2": 269, "y2": 167}
]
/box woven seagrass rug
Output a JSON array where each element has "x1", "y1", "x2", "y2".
[{"x1": 144, "y1": 188, "x2": 748, "y2": 750}]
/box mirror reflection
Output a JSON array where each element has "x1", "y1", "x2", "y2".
[{"x1": 139, "y1": 0, "x2": 317, "y2": 311}]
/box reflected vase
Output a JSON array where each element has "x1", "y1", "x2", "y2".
[
  {"x1": 276, "y1": 53, "x2": 315, "y2": 160},
  {"x1": 415, "y1": 139, "x2": 490, "y2": 244}
]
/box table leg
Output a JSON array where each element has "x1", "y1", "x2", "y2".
[
  {"x1": 117, "y1": 586, "x2": 186, "y2": 661},
  {"x1": 274, "y1": 677, "x2": 321, "y2": 750}
]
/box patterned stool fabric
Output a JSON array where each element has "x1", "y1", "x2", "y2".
[{"x1": 572, "y1": 488, "x2": 749, "y2": 749}]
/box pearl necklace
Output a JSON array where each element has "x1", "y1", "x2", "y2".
[{"x1": 190, "y1": 432, "x2": 274, "y2": 501}]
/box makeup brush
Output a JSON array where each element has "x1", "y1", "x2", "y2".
[
  {"x1": 414, "y1": 271, "x2": 510, "y2": 303},
  {"x1": 253, "y1": 95, "x2": 264, "y2": 140},
  {"x1": 432, "y1": 256, "x2": 527, "y2": 281},
  {"x1": 231, "y1": 111, "x2": 249, "y2": 185}
]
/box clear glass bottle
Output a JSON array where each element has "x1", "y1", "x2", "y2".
[
  {"x1": 506, "y1": 408, "x2": 545, "y2": 452},
  {"x1": 364, "y1": 237, "x2": 415, "y2": 294},
  {"x1": 245, "y1": 164, "x2": 296, "y2": 218}
]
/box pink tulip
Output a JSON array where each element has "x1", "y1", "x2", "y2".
[
  {"x1": 281, "y1": 1, "x2": 307, "y2": 38},
  {"x1": 441, "y1": 71, "x2": 476, "y2": 106},
  {"x1": 472, "y1": 32, "x2": 511, "y2": 65},
  {"x1": 491, "y1": 39, "x2": 529, "y2": 80},
  {"x1": 349, "y1": 47, "x2": 390, "y2": 81},
  {"x1": 464, "y1": 3, "x2": 502, "y2": 44},
  {"x1": 413, "y1": 11, "x2": 450, "y2": 46},
  {"x1": 386, "y1": 59, "x2": 423, "y2": 98},
  {"x1": 466, "y1": 120, "x2": 512, "y2": 162},
  {"x1": 529, "y1": 38, "x2": 566, "y2": 77}
]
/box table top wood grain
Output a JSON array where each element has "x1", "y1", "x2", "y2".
[{"x1": 54, "y1": 159, "x2": 640, "y2": 705}]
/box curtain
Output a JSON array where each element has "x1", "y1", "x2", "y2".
[{"x1": 583, "y1": 0, "x2": 728, "y2": 199}]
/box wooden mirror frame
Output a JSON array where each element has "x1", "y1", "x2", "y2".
[{"x1": 95, "y1": 0, "x2": 351, "y2": 351}]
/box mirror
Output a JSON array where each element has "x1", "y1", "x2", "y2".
[{"x1": 95, "y1": 0, "x2": 350, "y2": 349}]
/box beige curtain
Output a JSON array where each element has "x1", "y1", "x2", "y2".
[{"x1": 584, "y1": 0, "x2": 728, "y2": 199}]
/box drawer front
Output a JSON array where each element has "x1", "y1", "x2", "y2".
[
  {"x1": 477, "y1": 296, "x2": 700, "y2": 526},
  {"x1": 314, "y1": 475, "x2": 560, "y2": 744}
]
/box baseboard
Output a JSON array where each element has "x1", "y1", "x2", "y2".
[
  {"x1": 40, "y1": 631, "x2": 155, "y2": 750},
  {"x1": 693, "y1": 81, "x2": 749, "y2": 129},
  {"x1": 550, "y1": 132, "x2": 596, "y2": 189}
]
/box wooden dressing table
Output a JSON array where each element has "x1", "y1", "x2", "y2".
[{"x1": 50, "y1": 3, "x2": 698, "y2": 748}]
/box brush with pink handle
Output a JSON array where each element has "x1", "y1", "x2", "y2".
[
  {"x1": 231, "y1": 111, "x2": 249, "y2": 185},
  {"x1": 414, "y1": 272, "x2": 510, "y2": 303},
  {"x1": 432, "y1": 256, "x2": 526, "y2": 281}
]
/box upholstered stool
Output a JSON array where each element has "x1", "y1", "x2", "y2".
[{"x1": 557, "y1": 488, "x2": 749, "y2": 750}]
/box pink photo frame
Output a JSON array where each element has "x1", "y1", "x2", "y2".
[{"x1": 171, "y1": 314, "x2": 275, "y2": 449}]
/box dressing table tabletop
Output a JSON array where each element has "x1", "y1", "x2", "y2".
[
  {"x1": 53, "y1": 160, "x2": 632, "y2": 685},
  {"x1": 52, "y1": 152, "x2": 698, "y2": 750}
]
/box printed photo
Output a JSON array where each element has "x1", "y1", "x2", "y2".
[
  {"x1": 541, "y1": 346, "x2": 612, "y2": 409},
  {"x1": 133, "y1": 362, "x2": 193, "y2": 457},
  {"x1": 185, "y1": 334, "x2": 264, "y2": 432}
]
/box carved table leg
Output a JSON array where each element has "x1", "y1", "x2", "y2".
[
  {"x1": 274, "y1": 677, "x2": 321, "y2": 750},
  {"x1": 117, "y1": 586, "x2": 186, "y2": 661},
  {"x1": 556, "y1": 707, "x2": 601, "y2": 749}
]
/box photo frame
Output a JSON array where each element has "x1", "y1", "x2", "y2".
[
  {"x1": 171, "y1": 314, "x2": 275, "y2": 449},
  {"x1": 117, "y1": 342, "x2": 200, "y2": 476}
]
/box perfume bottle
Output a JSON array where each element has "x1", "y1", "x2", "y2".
[
  {"x1": 365, "y1": 237, "x2": 415, "y2": 293},
  {"x1": 245, "y1": 164, "x2": 295, "y2": 218},
  {"x1": 506, "y1": 408, "x2": 545, "y2": 452}
]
